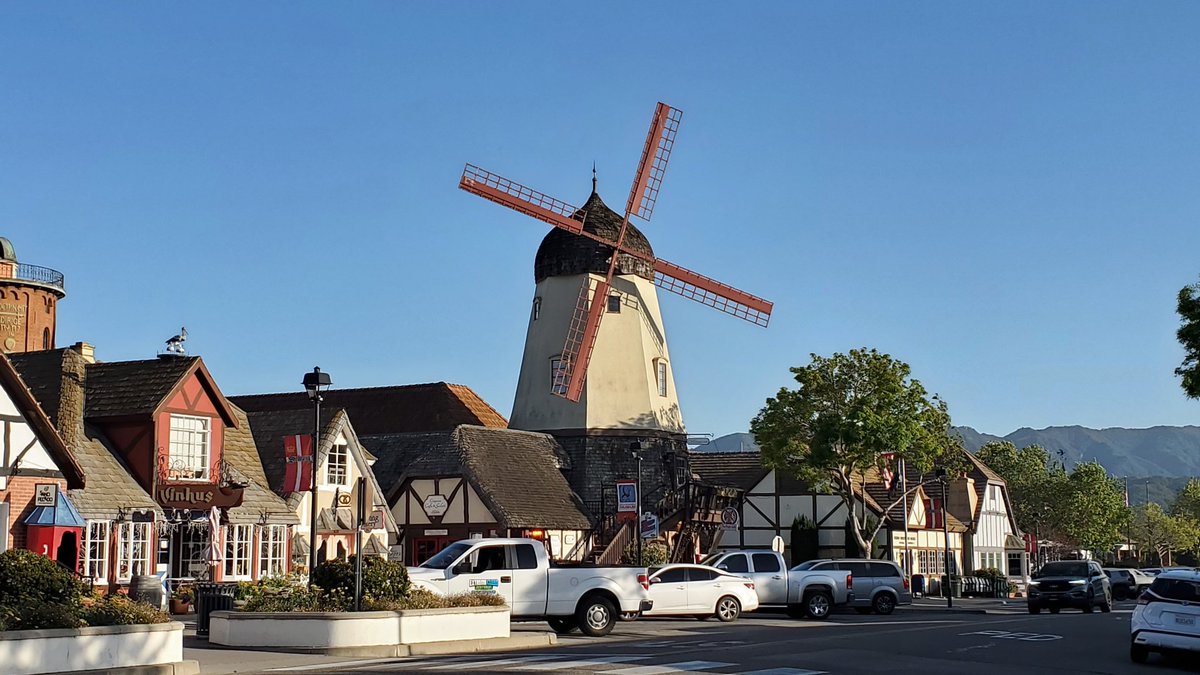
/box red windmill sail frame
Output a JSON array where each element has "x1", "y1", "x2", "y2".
[{"x1": 458, "y1": 102, "x2": 774, "y2": 401}]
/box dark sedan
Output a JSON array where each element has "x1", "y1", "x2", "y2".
[{"x1": 1028, "y1": 560, "x2": 1112, "y2": 614}]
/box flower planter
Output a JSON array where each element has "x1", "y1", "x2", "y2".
[
  {"x1": 171, "y1": 599, "x2": 192, "y2": 614},
  {"x1": 209, "y1": 606, "x2": 510, "y2": 653},
  {"x1": 0, "y1": 621, "x2": 188, "y2": 675}
]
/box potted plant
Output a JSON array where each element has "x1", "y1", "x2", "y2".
[{"x1": 171, "y1": 585, "x2": 194, "y2": 615}]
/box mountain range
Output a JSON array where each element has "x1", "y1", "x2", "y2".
[{"x1": 692, "y1": 426, "x2": 1200, "y2": 479}]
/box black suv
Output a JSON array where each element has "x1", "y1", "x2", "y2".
[{"x1": 1028, "y1": 560, "x2": 1112, "y2": 614}]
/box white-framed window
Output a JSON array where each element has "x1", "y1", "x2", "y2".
[
  {"x1": 532, "y1": 297, "x2": 541, "y2": 321},
  {"x1": 550, "y1": 357, "x2": 568, "y2": 396},
  {"x1": 116, "y1": 522, "x2": 152, "y2": 581},
  {"x1": 326, "y1": 443, "x2": 349, "y2": 486},
  {"x1": 224, "y1": 524, "x2": 253, "y2": 579},
  {"x1": 655, "y1": 360, "x2": 668, "y2": 397},
  {"x1": 83, "y1": 520, "x2": 110, "y2": 583},
  {"x1": 168, "y1": 414, "x2": 211, "y2": 480},
  {"x1": 258, "y1": 525, "x2": 288, "y2": 578}
]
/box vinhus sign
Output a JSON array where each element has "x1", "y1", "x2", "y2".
[{"x1": 156, "y1": 484, "x2": 244, "y2": 509}]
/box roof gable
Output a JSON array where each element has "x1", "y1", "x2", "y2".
[
  {"x1": 0, "y1": 354, "x2": 84, "y2": 488},
  {"x1": 83, "y1": 356, "x2": 238, "y2": 427}
]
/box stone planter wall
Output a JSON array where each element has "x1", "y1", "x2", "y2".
[
  {"x1": 0, "y1": 621, "x2": 185, "y2": 675},
  {"x1": 209, "y1": 606, "x2": 510, "y2": 651}
]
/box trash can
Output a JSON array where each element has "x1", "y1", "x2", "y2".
[
  {"x1": 195, "y1": 582, "x2": 237, "y2": 637},
  {"x1": 941, "y1": 575, "x2": 962, "y2": 598}
]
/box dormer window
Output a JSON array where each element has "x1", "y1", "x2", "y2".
[
  {"x1": 167, "y1": 414, "x2": 210, "y2": 480},
  {"x1": 326, "y1": 442, "x2": 349, "y2": 486}
]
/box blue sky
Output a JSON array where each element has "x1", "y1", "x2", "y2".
[{"x1": 4, "y1": 3, "x2": 1199, "y2": 438}]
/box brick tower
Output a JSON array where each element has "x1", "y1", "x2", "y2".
[{"x1": 0, "y1": 238, "x2": 65, "y2": 354}]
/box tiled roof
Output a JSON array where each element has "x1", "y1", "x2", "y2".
[
  {"x1": 366, "y1": 425, "x2": 591, "y2": 531},
  {"x1": 84, "y1": 356, "x2": 199, "y2": 418},
  {"x1": 68, "y1": 426, "x2": 161, "y2": 520},
  {"x1": 687, "y1": 452, "x2": 769, "y2": 491},
  {"x1": 229, "y1": 382, "x2": 508, "y2": 435},
  {"x1": 316, "y1": 507, "x2": 355, "y2": 533}
]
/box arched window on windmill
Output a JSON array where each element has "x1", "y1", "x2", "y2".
[
  {"x1": 532, "y1": 297, "x2": 541, "y2": 321},
  {"x1": 652, "y1": 358, "x2": 669, "y2": 397}
]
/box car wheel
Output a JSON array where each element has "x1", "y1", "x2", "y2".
[
  {"x1": 548, "y1": 617, "x2": 578, "y2": 634},
  {"x1": 715, "y1": 596, "x2": 741, "y2": 623},
  {"x1": 1131, "y1": 643, "x2": 1149, "y2": 664},
  {"x1": 804, "y1": 590, "x2": 834, "y2": 620},
  {"x1": 1101, "y1": 592, "x2": 1112, "y2": 613},
  {"x1": 576, "y1": 596, "x2": 617, "y2": 637},
  {"x1": 1083, "y1": 591, "x2": 1095, "y2": 614},
  {"x1": 1113, "y1": 586, "x2": 1127, "y2": 601},
  {"x1": 1049, "y1": 607, "x2": 1060, "y2": 614},
  {"x1": 872, "y1": 593, "x2": 896, "y2": 616},
  {"x1": 1028, "y1": 605, "x2": 1041, "y2": 614}
]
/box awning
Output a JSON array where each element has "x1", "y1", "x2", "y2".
[
  {"x1": 23, "y1": 492, "x2": 85, "y2": 528},
  {"x1": 1004, "y1": 533, "x2": 1026, "y2": 550}
]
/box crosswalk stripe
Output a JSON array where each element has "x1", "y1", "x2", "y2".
[
  {"x1": 599, "y1": 661, "x2": 734, "y2": 674},
  {"x1": 424, "y1": 655, "x2": 563, "y2": 670},
  {"x1": 522, "y1": 656, "x2": 651, "y2": 670}
]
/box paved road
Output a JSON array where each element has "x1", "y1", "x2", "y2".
[{"x1": 241, "y1": 602, "x2": 1200, "y2": 674}]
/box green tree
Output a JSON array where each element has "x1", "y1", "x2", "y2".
[
  {"x1": 751, "y1": 348, "x2": 962, "y2": 556},
  {"x1": 1059, "y1": 462, "x2": 1132, "y2": 554},
  {"x1": 1134, "y1": 503, "x2": 1200, "y2": 566},
  {"x1": 1177, "y1": 278, "x2": 1200, "y2": 399},
  {"x1": 1172, "y1": 479, "x2": 1200, "y2": 520}
]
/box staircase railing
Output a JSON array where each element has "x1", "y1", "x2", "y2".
[{"x1": 593, "y1": 520, "x2": 635, "y2": 566}]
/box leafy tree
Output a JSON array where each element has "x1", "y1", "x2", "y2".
[
  {"x1": 1059, "y1": 462, "x2": 1132, "y2": 554},
  {"x1": 1172, "y1": 479, "x2": 1200, "y2": 520},
  {"x1": 1177, "y1": 279, "x2": 1200, "y2": 399},
  {"x1": 752, "y1": 348, "x2": 962, "y2": 556},
  {"x1": 1134, "y1": 502, "x2": 1200, "y2": 566}
]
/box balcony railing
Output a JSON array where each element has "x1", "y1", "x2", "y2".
[{"x1": 12, "y1": 263, "x2": 65, "y2": 291}]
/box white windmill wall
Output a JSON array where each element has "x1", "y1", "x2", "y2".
[{"x1": 509, "y1": 271, "x2": 684, "y2": 435}]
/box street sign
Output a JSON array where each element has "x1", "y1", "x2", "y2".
[
  {"x1": 422, "y1": 494, "x2": 449, "y2": 517},
  {"x1": 34, "y1": 484, "x2": 57, "y2": 507},
  {"x1": 387, "y1": 546, "x2": 405, "y2": 562},
  {"x1": 364, "y1": 508, "x2": 385, "y2": 530},
  {"x1": 640, "y1": 512, "x2": 659, "y2": 539},
  {"x1": 720, "y1": 507, "x2": 740, "y2": 531},
  {"x1": 616, "y1": 481, "x2": 638, "y2": 513}
]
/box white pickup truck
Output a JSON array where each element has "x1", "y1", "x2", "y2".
[
  {"x1": 407, "y1": 537, "x2": 653, "y2": 636},
  {"x1": 700, "y1": 550, "x2": 854, "y2": 619}
]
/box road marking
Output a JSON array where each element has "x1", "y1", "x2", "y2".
[
  {"x1": 424, "y1": 655, "x2": 563, "y2": 670},
  {"x1": 600, "y1": 661, "x2": 734, "y2": 674},
  {"x1": 741, "y1": 669, "x2": 829, "y2": 675},
  {"x1": 958, "y1": 629, "x2": 1062, "y2": 641},
  {"x1": 523, "y1": 656, "x2": 651, "y2": 670}
]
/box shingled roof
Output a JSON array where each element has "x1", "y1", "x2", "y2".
[
  {"x1": 67, "y1": 427, "x2": 161, "y2": 520},
  {"x1": 230, "y1": 383, "x2": 508, "y2": 435},
  {"x1": 83, "y1": 356, "x2": 238, "y2": 427},
  {"x1": 244, "y1": 407, "x2": 345, "y2": 500},
  {"x1": 687, "y1": 452, "x2": 769, "y2": 492},
  {"x1": 367, "y1": 425, "x2": 591, "y2": 531},
  {"x1": 222, "y1": 405, "x2": 298, "y2": 526},
  {"x1": 7, "y1": 350, "x2": 69, "y2": 430},
  {"x1": 534, "y1": 190, "x2": 656, "y2": 283}
]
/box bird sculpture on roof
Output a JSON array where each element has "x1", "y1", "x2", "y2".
[{"x1": 165, "y1": 326, "x2": 188, "y2": 354}]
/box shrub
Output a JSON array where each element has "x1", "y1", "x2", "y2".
[
  {"x1": 311, "y1": 556, "x2": 410, "y2": 602},
  {"x1": 81, "y1": 594, "x2": 169, "y2": 627},
  {"x1": 242, "y1": 586, "x2": 350, "y2": 613},
  {"x1": 364, "y1": 589, "x2": 506, "y2": 611},
  {"x1": 621, "y1": 540, "x2": 669, "y2": 567},
  {"x1": 971, "y1": 567, "x2": 1006, "y2": 580},
  {"x1": 0, "y1": 549, "x2": 83, "y2": 609},
  {"x1": 5, "y1": 602, "x2": 83, "y2": 631}
]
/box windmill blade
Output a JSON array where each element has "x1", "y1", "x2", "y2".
[
  {"x1": 626, "y1": 103, "x2": 683, "y2": 222},
  {"x1": 554, "y1": 278, "x2": 611, "y2": 401},
  {"x1": 460, "y1": 164, "x2": 587, "y2": 237},
  {"x1": 654, "y1": 258, "x2": 773, "y2": 327}
]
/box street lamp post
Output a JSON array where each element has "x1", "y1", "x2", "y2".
[
  {"x1": 631, "y1": 441, "x2": 643, "y2": 565},
  {"x1": 937, "y1": 468, "x2": 952, "y2": 609},
  {"x1": 303, "y1": 366, "x2": 332, "y2": 587}
]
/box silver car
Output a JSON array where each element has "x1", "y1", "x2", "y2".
[{"x1": 799, "y1": 559, "x2": 912, "y2": 615}]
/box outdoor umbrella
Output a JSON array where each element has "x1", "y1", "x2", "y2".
[{"x1": 206, "y1": 507, "x2": 223, "y2": 579}]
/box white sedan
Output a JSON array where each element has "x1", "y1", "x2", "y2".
[{"x1": 644, "y1": 563, "x2": 760, "y2": 622}]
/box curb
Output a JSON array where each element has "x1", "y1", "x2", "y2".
[
  {"x1": 54, "y1": 661, "x2": 200, "y2": 675},
  {"x1": 195, "y1": 633, "x2": 558, "y2": 658}
]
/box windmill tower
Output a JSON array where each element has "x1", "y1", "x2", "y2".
[{"x1": 459, "y1": 103, "x2": 772, "y2": 511}]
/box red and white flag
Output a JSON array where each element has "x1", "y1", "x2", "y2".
[
  {"x1": 284, "y1": 434, "x2": 314, "y2": 493},
  {"x1": 880, "y1": 453, "x2": 896, "y2": 492}
]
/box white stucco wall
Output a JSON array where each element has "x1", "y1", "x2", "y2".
[
  {"x1": 0, "y1": 386, "x2": 58, "y2": 473},
  {"x1": 0, "y1": 622, "x2": 184, "y2": 675},
  {"x1": 509, "y1": 273, "x2": 684, "y2": 433},
  {"x1": 209, "y1": 607, "x2": 510, "y2": 649}
]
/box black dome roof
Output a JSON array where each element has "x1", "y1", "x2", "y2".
[{"x1": 533, "y1": 191, "x2": 655, "y2": 283}]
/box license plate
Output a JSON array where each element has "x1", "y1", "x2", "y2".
[{"x1": 1175, "y1": 615, "x2": 1196, "y2": 626}]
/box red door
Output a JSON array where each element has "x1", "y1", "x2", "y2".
[{"x1": 412, "y1": 537, "x2": 452, "y2": 566}]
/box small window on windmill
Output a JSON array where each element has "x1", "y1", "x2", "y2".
[
  {"x1": 606, "y1": 295, "x2": 621, "y2": 313},
  {"x1": 656, "y1": 360, "x2": 668, "y2": 397},
  {"x1": 532, "y1": 297, "x2": 541, "y2": 321},
  {"x1": 550, "y1": 357, "x2": 568, "y2": 396}
]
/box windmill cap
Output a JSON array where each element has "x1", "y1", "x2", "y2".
[
  {"x1": 0, "y1": 237, "x2": 15, "y2": 262},
  {"x1": 533, "y1": 190, "x2": 655, "y2": 283}
]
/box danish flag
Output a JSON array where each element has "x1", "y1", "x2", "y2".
[{"x1": 283, "y1": 434, "x2": 314, "y2": 493}]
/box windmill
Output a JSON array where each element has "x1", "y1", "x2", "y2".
[{"x1": 459, "y1": 102, "x2": 773, "y2": 402}]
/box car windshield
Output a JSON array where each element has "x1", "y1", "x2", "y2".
[
  {"x1": 419, "y1": 542, "x2": 472, "y2": 569},
  {"x1": 1150, "y1": 577, "x2": 1200, "y2": 602},
  {"x1": 1034, "y1": 561, "x2": 1088, "y2": 578}
]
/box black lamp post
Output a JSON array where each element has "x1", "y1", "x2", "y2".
[
  {"x1": 631, "y1": 441, "x2": 643, "y2": 565},
  {"x1": 936, "y1": 468, "x2": 952, "y2": 608},
  {"x1": 303, "y1": 366, "x2": 331, "y2": 586}
]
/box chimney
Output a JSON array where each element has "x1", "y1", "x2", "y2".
[{"x1": 70, "y1": 341, "x2": 95, "y2": 364}]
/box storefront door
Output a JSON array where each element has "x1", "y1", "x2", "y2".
[{"x1": 412, "y1": 537, "x2": 452, "y2": 566}]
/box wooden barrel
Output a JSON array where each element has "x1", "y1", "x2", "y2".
[{"x1": 129, "y1": 575, "x2": 164, "y2": 610}]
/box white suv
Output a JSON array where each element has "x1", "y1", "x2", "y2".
[{"x1": 1130, "y1": 569, "x2": 1200, "y2": 663}]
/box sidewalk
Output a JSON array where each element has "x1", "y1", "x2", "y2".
[{"x1": 903, "y1": 596, "x2": 1025, "y2": 614}]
